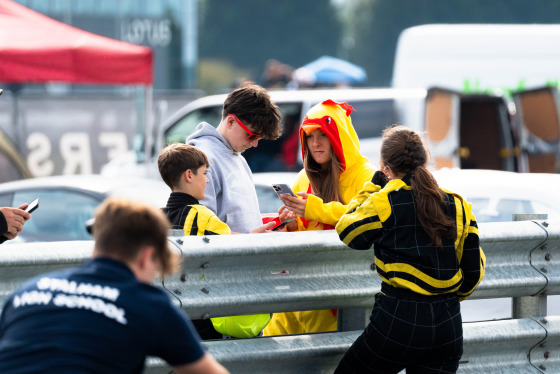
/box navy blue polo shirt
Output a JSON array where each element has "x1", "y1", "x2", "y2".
[{"x1": 0, "y1": 258, "x2": 204, "y2": 373}]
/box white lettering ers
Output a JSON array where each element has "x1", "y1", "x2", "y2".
[{"x1": 12, "y1": 278, "x2": 127, "y2": 325}]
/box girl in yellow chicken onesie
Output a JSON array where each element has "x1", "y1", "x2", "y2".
[{"x1": 263, "y1": 99, "x2": 375, "y2": 336}]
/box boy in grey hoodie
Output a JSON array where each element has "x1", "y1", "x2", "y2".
[{"x1": 186, "y1": 84, "x2": 283, "y2": 233}]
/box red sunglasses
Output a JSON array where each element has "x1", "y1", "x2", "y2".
[{"x1": 228, "y1": 113, "x2": 262, "y2": 141}]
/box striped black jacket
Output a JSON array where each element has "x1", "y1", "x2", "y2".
[
  {"x1": 163, "y1": 192, "x2": 230, "y2": 236},
  {"x1": 336, "y1": 177, "x2": 485, "y2": 301}
]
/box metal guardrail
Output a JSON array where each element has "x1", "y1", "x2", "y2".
[
  {"x1": 144, "y1": 316, "x2": 560, "y2": 374},
  {"x1": 1, "y1": 220, "x2": 559, "y2": 373},
  {"x1": 160, "y1": 219, "x2": 560, "y2": 319}
]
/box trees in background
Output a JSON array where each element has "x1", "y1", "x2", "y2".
[
  {"x1": 198, "y1": 0, "x2": 341, "y2": 93},
  {"x1": 198, "y1": 0, "x2": 560, "y2": 91}
]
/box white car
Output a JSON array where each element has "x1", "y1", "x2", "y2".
[
  {"x1": 0, "y1": 172, "x2": 298, "y2": 242},
  {"x1": 430, "y1": 168, "x2": 560, "y2": 320},
  {"x1": 255, "y1": 168, "x2": 560, "y2": 223},
  {"x1": 431, "y1": 168, "x2": 560, "y2": 222},
  {"x1": 0, "y1": 175, "x2": 170, "y2": 242}
]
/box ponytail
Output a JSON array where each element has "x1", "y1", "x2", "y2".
[
  {"x1": 381, "y1": 126, "x2": 456, "y2": 248},
  {"x1": 410, "y1": 166, "x2": 456, "y2": 248}
]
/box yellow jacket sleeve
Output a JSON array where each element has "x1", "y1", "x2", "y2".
[
  {"x1": 455, "y1": 199, "x2": 486, "y2": 301},
  {"x1": 183, "y1": 205, "x2": 231, "y2": 236},
  {"x1": 304, "y1": 194, "x2": 349, "y2": 226},
  {"x1": 206, "y1": 214, "x2": 232, "y2": 235},
  {"x1": 335, "y1": 181, "x2": 383, "y2": 249}
]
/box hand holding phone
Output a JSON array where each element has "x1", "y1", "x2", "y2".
[
  {"x1": 272, "y1": 184, "x2": 296, "y2": 199},
  {"x1": 271, "y1": 219, "x2": 294, "y2": 231},
  {"x1": 24, "y1": 198, "x2": 39, "y2": 213}
]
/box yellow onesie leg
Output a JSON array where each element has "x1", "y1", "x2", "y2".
[{"x1": 263, "y1": 309, "x2": 337, "y2": 336}]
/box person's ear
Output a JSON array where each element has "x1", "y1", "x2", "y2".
[
  {"x1": 183, "y1": 169, "x2": 192, "y2": 182},
  {"x1": 382, "y1": 165, "x2": 391, "y2": 178},
  {"x1": 137, "y1": 246, "x2": 155, "y2": 271},
  {"x1": 226, "y1": 115, "x2": 235, "y2": 129}
]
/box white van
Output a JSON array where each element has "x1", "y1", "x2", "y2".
[
  {"x1": 391, "y1": 24, "x2": 560, "y2": 173},
  {"x1": 102, "y1": 88, "x2": 427, "y2": 178},
  {"x1": 392, "y1": 24, "x2": 560, "y2": 95}
]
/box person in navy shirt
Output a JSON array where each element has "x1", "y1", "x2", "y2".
[{"x1": 0, "y1": 197, "x2": 229, "y2": 374}]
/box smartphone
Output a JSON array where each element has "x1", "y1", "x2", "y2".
[
  {"x1": 271, "y1": 219, "x2": 294, "y2": 231},
  {"x1": 24, "y1": 198, "x2": 39, "y2": 213},
  {"x1": 272, "y1": 184, "x2": 296, "y2": 199}
]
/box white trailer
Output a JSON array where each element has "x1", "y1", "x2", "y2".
[{"x1": 392, "y1": 24, "x2": 560, "y2": 95}]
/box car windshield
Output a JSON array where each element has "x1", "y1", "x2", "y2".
[
  {"x1": 10, "y1": 190, "x2": 100, "y2": 242},
  {"x1": 466, "y1": 197, "x2": 559, "y2": 223}
]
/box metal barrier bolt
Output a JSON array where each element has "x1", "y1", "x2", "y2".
[
  {"x1": 203, "y1": 237, "x2": 210, "y2": 243},
  {"x1": 544, "y1": 253, "x2": 551, "y2": 261},
  {"x1": 176, "y1": 238, "x2": 183, "y2": 245}
]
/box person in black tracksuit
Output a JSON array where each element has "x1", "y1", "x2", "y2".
[{"x1": 334, "y1": 125, "x2": 486, "y2": 374}]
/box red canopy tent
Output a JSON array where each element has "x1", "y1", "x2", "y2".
[
  {"x1": 0, "y1": 0, "x2": 154, "y2": 171},
  {"x1": 0, "y1": 0, "x2": 153, "y2": 84}
]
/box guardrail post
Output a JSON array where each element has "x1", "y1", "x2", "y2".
[
  {"x1": 337, "y1": 307, "x2": 370, "y2": 332},
  {"x1": 512, "y1": 213, "x2": 548, "y2": 319}
]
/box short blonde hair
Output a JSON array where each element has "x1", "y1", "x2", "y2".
[{"x1": 93, "y1": 197, "x2": 179, "y2": 276}]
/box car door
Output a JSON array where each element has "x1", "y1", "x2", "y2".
[
  {"x1": 424, "y1": 87, "x2": 461, "y2": 169},
  {"x1": 512, "y1": 86, "x2": 560, "y2": 173},
  {"x1": 459, "y1": 93, "x2": 517, "y2": 171},
  {"x1": 425, "y1": 87, "x2": 517, "y2": 171}
]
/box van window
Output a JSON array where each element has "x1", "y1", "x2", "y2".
[
  {"x1": 347, "y1": 99, "x2": 397, "y2": 139},
  {"x1": 243, "y1": 103, "x2": 303, "y2": 172},
  {"x1": 165, "y1": 105, "x2": 222, "y2": 145}
]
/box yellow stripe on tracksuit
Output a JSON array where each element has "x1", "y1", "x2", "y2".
[
  {"x1": 336, "y1": 179, "x2": 485, "y2": 301},
  {"x1": 182, "y1": 205, "x2": 231, "y2": 236}
]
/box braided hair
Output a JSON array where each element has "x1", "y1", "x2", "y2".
[{"x1": 380, "y1": 125, "x2": 456, "y2": 248}]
